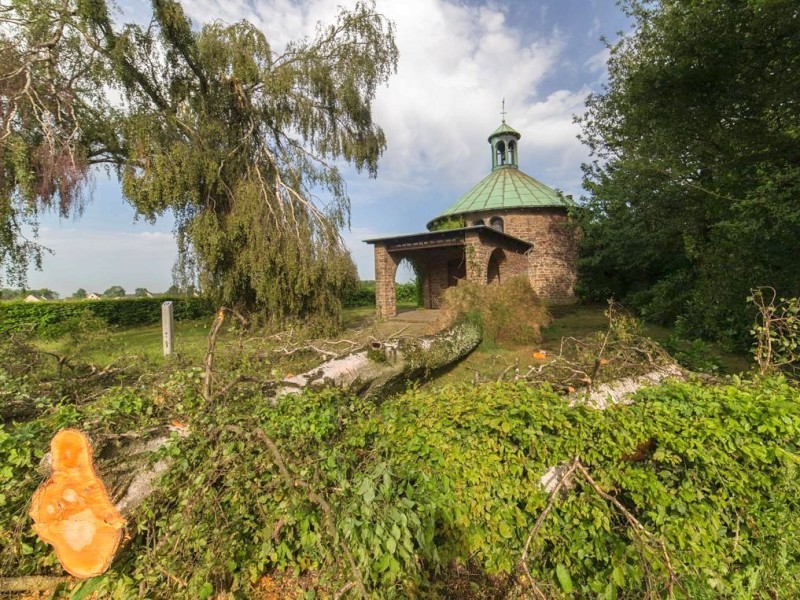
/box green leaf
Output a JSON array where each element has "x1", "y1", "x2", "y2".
[
  {"x1": 556, "y1": 563, "x2": 573, "y2": 594},
  {"x1": 70, "y1": 577, "x2": 104, "y2": 600},
  {"x1": 198, "y1": 582, "x2": 214, "y2": 600}
]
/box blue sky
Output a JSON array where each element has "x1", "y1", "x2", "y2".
[{"x1": 25, "y1": 0, "x2": 632, "y2": 296}]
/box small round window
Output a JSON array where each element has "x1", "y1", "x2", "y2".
[{"x1": 489, "y1": 217, "x2": 504, "y2": 233}]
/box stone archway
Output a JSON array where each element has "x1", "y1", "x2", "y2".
[
  {"x1": 486, "y1": 248, "x2": 506, "y2": 285},
  {"x1": 396, "y1": 256, "x2": 423, "y2": 310}
]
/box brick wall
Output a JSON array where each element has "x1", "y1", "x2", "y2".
[
  {"x1": 418, "y1": 247, "x2": 463, "y2": 309},
  {"x1": 374, "y1": 243, "x2": 399, "y2": 318},
  {"x1": 464, "y1": 208, "x2": 579, "y2": 302}
]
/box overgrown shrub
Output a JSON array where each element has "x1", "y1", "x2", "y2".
[
  {"x1": 438, "y1": 276, "x2": 551, "y2": 346},
  {"x1": 659, "y1": 335, "x2": 722, "y2": 374},
  {"x1": 395, "y1": 282, "x2": 418, "y2": 305}
]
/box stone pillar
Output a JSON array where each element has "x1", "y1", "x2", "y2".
[
  {"x1": 374, "y1": 244, "x2": 399, "y2": 319},
  {"x1": 464, "y1": 232, "x2": 489, "y2": 283}
]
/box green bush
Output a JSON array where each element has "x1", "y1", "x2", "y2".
[
  {"x1": 395, "y1": 282, "x2": 417, "y2": 305},
  {"x1": 342, "y1": 281, "x2": 375, "y2": 307},
  {"x1": 660, "y1": 334, "x2": 723, "y2": 374},
  {"x1": 341, "y1": 281, "x2": 419, "y2": 308},
  {"x1": 0, "y1": 297, "x2": 212, "y2": 336}
]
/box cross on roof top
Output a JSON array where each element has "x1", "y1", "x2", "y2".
[{"x1": 500, "y1": 98, "x2": 507, "y2": 123}]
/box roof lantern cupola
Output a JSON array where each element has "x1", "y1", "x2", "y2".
[{"x1": 489, "y1": 99, "x2": 521, "y2": 171}]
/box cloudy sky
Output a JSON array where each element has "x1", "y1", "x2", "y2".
[{"x1": 25, "y1": 0, "x2": 632, "y2": 296}]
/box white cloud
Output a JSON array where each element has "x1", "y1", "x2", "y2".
[
  {"x1": 371, "y1": 1, "x2": 571, "y2": 185},
  {"x1": 177, "y1": 0, "x2": 584, "y2": 191},
  {"x1": 585, "y1": 47, "x2": 611, "y2": 74}
]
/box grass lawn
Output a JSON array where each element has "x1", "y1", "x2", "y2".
[
  {"x1": 35, "y1": 318, "x2": 228, "y2": 367},
  {"x1": 31, "y1": 304, "x2": 419, "y2": 371},
  {"x1": 31, "y1": 302, "x2": 751, "y2": 384},
  {"x1": 428, "y1": 303, "x2": 752, "y2": 387}
]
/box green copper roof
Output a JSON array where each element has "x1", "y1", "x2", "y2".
[
  {"x1": 427, "y1": 165, "x2": 572, "y2": 229},
  {"x1": 488, "y1": 122, "x2": 521, "y2": 140}
]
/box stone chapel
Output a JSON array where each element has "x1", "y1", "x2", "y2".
[{"x1": 365, "y1": 120, "x2": 579, "y2": 318}]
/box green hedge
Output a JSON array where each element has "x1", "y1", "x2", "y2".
[
  {"x1": 342, "y1": 281, "x2": 418, "y2": 308},
  {"x1": 0, "y1": 297, "x2": 213, "y2": 336}
]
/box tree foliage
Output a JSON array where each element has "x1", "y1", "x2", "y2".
[
  {"x1": 577, "y1": 0, "x2": 800, "y2": 344},
  {"x1": 102, "y1": 286, "x2": 125, "y2": 298},
  {"x1": 0, "y1": 0, "x2": 397, "y2": 329}
]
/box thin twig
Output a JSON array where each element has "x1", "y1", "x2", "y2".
[
  {"x1": 255, "y1": 429, "x2": 367, "y2": 599},
  {"x1": 519, "y1": 457, "x2": 580, "y2": 599},
  {"x1": 333, "y1": 581, "x2": 358, "y2": 600},
  {"x1": 203, "y1": 309, "x2": 226, "y2": 402},
  {"x1": 496, "y1": 359, "x2": 518, "y2": 382},
  {"x1": 215, "y1": 375, "x2": 265, "y2": 399},
  {"x1": 203, "y1": 307, "x2": 250, "y2": 402},
  {"x1": 573, "y1": 461, "x2": 680, "y2": 598}
]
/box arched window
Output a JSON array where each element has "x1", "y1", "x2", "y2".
[
  {"x1": 508, "y1": 141, "x2": 516, "y2": 164},
  {"x1": 473, "y1": 219, "x2": 485, "y2": 226},
  {"x1": 489, "y1": 217, "x2": 504, "y2": 233},
  {"x1": 496, "y1": 141, "x2": 506, "y2": 165}
]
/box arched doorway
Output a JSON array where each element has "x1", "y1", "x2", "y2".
[
  {"x1": 487, "y1": 248, "x2": 506, "y2": 285},
  {"x1": 395, "y1": 256, "x2": 422, "y2": 310}
]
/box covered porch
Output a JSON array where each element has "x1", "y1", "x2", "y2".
[{"x1": 365, "y1": 226, "x2": 532, "y2": 319}]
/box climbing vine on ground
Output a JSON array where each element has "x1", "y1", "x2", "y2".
[{"x1": 2, "y1": 370, "x2": 799, "y2": 598}]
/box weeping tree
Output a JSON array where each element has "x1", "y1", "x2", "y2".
[{"x1": 1, "y1": 0, "x2": 397, "y2": 329}]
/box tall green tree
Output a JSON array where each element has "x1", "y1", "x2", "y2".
[
  {"x1": 103, "y1": 285, "x2": 126, "y2": 298},
  {"x1": 577, "y1": 0, "x2": 800, "y2": 344},
  {"x1": 1, "y1": 0, "x2": 397, "y2": 329}
]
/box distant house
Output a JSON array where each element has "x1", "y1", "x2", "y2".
[
  {"x1": 86, "y1": 293, "x2": 102, "y2": 300},
  {"x1": 24, "y1": 294, "x2": 43, "y2": 302}
]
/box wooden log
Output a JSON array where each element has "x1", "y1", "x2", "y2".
[
  {"x1": 0, "y1": 576, "x2": 69, "y2": 593},
  {"x1": 277, "y1": 320, "x2": 482, "y2": 399},
  {"x1": 29, "y1": 430, "x2": 126, "y2": 579}
]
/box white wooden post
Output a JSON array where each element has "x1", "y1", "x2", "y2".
[{"x1": 161, "y1": 301, "x2": 174, "y2": 356}]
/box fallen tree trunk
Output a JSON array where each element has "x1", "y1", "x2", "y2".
[
  {"x1": 30, "y1": 430, "x2": 126, "y2": 579},
  {"x1": 35, "y1": 425, "x2": 184, "y2": 520},
  {"x1": 277, "y1": 320, "x2": 482, "y2": 399},
  {"x1": 539, "y1": 363, "x2": 685, "y2": 493},
  {"x1": 567, "y1": 363, "x2": 684, "y2": 410}
]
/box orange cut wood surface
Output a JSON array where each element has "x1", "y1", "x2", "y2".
[{"x1": 29, "y1": 429, "x2": 126, "y2": 579}]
